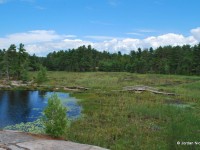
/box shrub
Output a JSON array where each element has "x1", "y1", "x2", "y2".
[{"x1": 43, "y1": 94, "x2": 68, "y2": 137}]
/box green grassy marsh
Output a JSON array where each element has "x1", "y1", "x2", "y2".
[{"x1": 32, "y1": 72, "x2": 200, "y2": 150}]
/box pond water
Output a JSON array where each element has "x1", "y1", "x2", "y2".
[{"x1": 0, "y1": 91, "x2": 81, "y2": 129}]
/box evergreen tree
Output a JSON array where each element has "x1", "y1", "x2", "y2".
[
  {"x1": 3, "y1": 44, "x2": 17, "y2": 80},
  {"x1": 36, "y1": 65, "x2": 48, "y2": 83},
  {"x1": 17, "y1": 43, "x2": 29, "y2": 80}
]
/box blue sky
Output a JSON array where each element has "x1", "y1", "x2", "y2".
[{"x1": 0, "y1": 0, "x2": 200, "y2": 56}]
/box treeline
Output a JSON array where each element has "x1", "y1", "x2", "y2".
[
  {"x1": 42, "y1": 44, "x2": 200, "y2": 75},
  {"x1": 0, "y1": 43, "x2": 200, "y2": 79}
]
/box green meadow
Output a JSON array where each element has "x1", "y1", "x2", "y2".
[{"x1": 31, "y1": 72, "x2": 200, "y2": 150}]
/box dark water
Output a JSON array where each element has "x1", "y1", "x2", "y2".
[{"x1": 0, "y1": 91, "x2": 81, "y2": 128}]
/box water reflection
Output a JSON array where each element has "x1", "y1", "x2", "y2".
[{"x1": 0, "y1": 91, "x2": 81, "y2": 128}]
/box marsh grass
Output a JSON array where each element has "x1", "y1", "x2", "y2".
[{"x1": 30, "y1": 72, "x2": 200, "y2": 149}]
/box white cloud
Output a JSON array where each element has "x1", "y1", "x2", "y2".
[
  {"x1": 64, "y1": 35, "x2": 77, "y2": 38},
  {"x1": 0, "y1": 30, "x2": 63, "y2": 48},
  {"x1": 93, "y1": 38, "x2": 141, "y2": 53},
  {"x1": 92, "y1": 32, "x2": 198, "y2": 53},
  {"x1": 143, "y1": 33, "x2": 197, "y2": 48},
  {"x1": 24, "y1": 38, "x2": 92, "y2": 56},
  {"x1": 61, "y1": 39, "x2": 92, "y2": 49},
  {"x1": 0, "y1": 27, "x2": 200, "y2": 56},
  {"x1": 191, "y1": 27, "x2": 200, "y2": 41}
]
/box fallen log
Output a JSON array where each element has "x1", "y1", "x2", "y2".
[
  {"x1": 67, "y1": 86, "x2": 89, "y2": 90},
  {"x1": 147, "y1": 89, "x2": 176, "y2": 96},
  {"x1": 114, "y1": 85, "x2": 177, "y2": 96}
]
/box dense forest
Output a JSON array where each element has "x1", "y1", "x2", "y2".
[{"x1": 0, "y1": 43, "x2": 200, "y2": 80}]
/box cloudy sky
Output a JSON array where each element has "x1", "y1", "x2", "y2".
[{"x1": 0, "y1": 0, "x2": 200, "y2": 56}]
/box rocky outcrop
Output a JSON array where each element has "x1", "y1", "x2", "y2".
[
  {"x1": 0, "y1": 130, "x2": 108, "y2": 150},
  {"x1": 0, "y1": 80, "x2": 89, "y2": 92}
]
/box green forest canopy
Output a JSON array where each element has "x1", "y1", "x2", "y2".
[{"x1": 0, "y1": 43, "x2": 200, "y2": 79}]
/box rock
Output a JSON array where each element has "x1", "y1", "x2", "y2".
[
  {"x1": 0, "y1": 130, "x2": 108, "y2": 150},
  {"x1": 0, "y1": 85, "x2": 11, "y2": 89},
  {"x1": 17, "y1": 140, "x2": 107, "y2": 150},
  {"x1": 8, "y1": 145, "x2": 23, "y2": 150}
]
